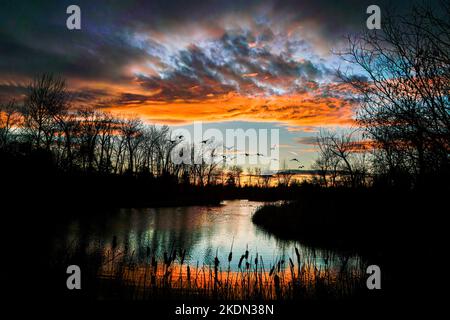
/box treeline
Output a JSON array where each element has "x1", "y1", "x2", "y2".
[
  {"x1": 0, "y1": 74, "x2": 247, "y2": 188},
  {"x1": 0, "y1": 76, "x2": 322, "y2": 190},
  {"x1": 312, "y1": 3, "x2": 450, "y2": 189}
]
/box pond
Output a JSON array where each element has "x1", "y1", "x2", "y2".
[{"x1": 56, "y1": 200, "x2": 361, "y2": 272}]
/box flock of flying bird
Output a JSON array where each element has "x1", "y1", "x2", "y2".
[{"x1": 171, "y1": 136, "x2": 305, "y2": 169}]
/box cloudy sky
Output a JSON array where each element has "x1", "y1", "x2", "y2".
[{"x1": 0, "y1": 0, "x2": 436, "y2": 168}]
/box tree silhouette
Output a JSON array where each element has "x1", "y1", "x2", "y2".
[{"x1": 338, "y1": 3, "x2": 450, "y2": 187}]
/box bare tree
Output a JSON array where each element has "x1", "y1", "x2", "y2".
[
  {"x1": 253, "y1": 167, "x2": 262, "y2": 187},
  {"x1": 260, "y1": 174, "x2": 272, "y2": 188},
  {"x1": 77, "y1": 108, "x2": 103, "y2": 171},
  {"x1": 23, "y1": 74, "x2": 70, "y2": 149},
  {"x1": 56, "y1": 111, "x2": 79, "y2": 170},
  {"x1": 246, "y1": 167, "x2": 253, "y2": 186},
  {"x1": 228, "y1": 165, "x2": 243, "y2": 187},
  {"x1": 0, "y1": 100, "x2": 21, "y2": 148},
  {"x1": 315, "y1": 129, "x2": 368, "y2": 187},
  {"x1": 275, "y1": 160, "x2": 294, "y2": 186},
  {"x1": 205, "y1": 145, "x2": 221, "y2": 185},
  {"x1": 96, "y1": 112, "x2": 117, "y2": 173},
  {"x1": 338, "y1": 3, "x2": 450, "y2": 186},
  {"x1": 120, "y1": 118, "x2": 144, "y2": 174}
]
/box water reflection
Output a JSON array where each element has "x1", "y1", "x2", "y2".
[{"x1": 57, "y1": 200, "x2": 360, "y2": 271}]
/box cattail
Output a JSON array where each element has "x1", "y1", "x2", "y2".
[
  {"x1": 295, "y1": 247, "x2": 300, "y2": 265},
  {"x1": 245, "y1": 249, "x2": 249, "y2": 260},
  {"x1": 238, "y1": 255, "x2": 245, "y2": 269},
  {"x1": 274, "y1": 274, "x2": 281, "y2": 299},
  {"x1": 228, "y1": 236, "x2": 234, "y2": 263},
  {"x1": 214, "y1": 248, "x2": 220, "y2": 269},
  {"x1": 180, "y1": 249, "x2": 186, "y2": 265},
  {"x1": 151, "y1": 256, "x2": 157, "y2": 269},
  {"x1": 245, "y1": 261, "x2": 250, "y2": 270},
  {"x1": 214, "y1": 256, "x2": 220, "y2": 268},
  {"x1": 274, "y1": 274, "x2": 280, "y2": 287},
  {"x1": 269, "y1": 265, "x2": 275, "y2": 277},
  {"x1": 289, "y1": 258, "x2": 294, "y2": 270},
  {"x1": 171, "y1": 250, "x2": 176, "y2": 263},
  {"x1": 163, "y1": 252, "x2": 169, "y2": 265},
  {"x1": 255, "y1": 256, "x2": 258, "y2": 266},
  {"x1": 187, "y1": 265, "x2": 191, "y2": 282},
  {"x1": 146, "y1": 246, "x2": 150, "y2": 258}
]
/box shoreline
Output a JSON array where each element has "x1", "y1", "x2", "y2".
[{"x1": 251, "y1": 187, "x2": 443, "y2": 257}]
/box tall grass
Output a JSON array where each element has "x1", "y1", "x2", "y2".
[{"x1": 54, "y1": 237, "x2": 367, "y2": 301}]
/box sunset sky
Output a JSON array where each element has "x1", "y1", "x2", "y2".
[{"x1": 0, "y1": 0, "x2": 436, "y2": 168}]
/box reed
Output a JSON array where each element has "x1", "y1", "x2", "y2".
[{"x1": 56, "y1": 239, "x2": 366, "y2": 301}]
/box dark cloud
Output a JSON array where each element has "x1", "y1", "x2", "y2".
[
  {"x1": 0, "y1": 82, "x2": 28, "y2": 103},
  {"x1": 135, "y1": 28, "x2": 329, "y2": 101},
  {"x1": 295, "y1": 136, "x2": 318, "y2": 145},
  {"x1": 0, "y1": 0, "x2": 443, "y2": 103},
  {"x1": 115, "y1": 93, "x2": 155, "y2": 105},
  {"x1": 71, "y1": 88, "x2": 111, "y2": 104},
  {"x1": 0, "y1": 0, "x2": 148, "y2": 83}
]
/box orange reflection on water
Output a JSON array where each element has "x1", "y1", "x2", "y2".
[{"x1": 96, "y1": 255, "x2": 363, "y2": 300}]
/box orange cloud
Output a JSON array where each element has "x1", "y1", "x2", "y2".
[
  {"x1": 242, "y1": 73, "x2": 259, "y2": 78},
  {"x1": 0, "y1": 73, "x2": 358, "y2": 130},
  {"x1": 102, "y1": 90, "x2": 356, "y2": 128}
]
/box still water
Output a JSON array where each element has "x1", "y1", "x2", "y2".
[{"x1": 57, "y1": 200, "x2": 360, "y2": 271}]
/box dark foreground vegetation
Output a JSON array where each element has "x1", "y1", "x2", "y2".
[
  {"x1": 1, "y1": 146, "x2": 310, "y2": 212},
  {"x1": 52, "y1": 243, "x2": 366, "y2": 301},
  {"x1": 252, "y1": 186, "x2": 443, "y2": 253}
]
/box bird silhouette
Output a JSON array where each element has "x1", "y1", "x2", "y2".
[
  {"x1": 177, "y1": 135, "x2": 184, "y2": 139},
  {"x1": 245, "y1": 153, "x2": 250, "y2": 157},
  {"x1": 201, "y1": 139, "x2": 209, "y2": 144},
  {"x1": 224, "y1": 146, "x2": 234, "y2": 150},
  {"x1": 298, "y1": 165, "x2": 304, "y2": 169},
  {"x1": 290, "y1": 158, "x2": 300, "y2": 162},
  {"x1": 179, "y1": 149, "x2": 184, "y2": 157},
  {"x1": 256, "y1": 153, "x2": 264, "y2": 156}
]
